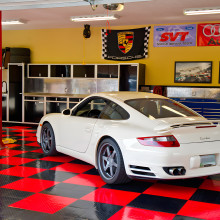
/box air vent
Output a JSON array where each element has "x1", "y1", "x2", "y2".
[{"x1": 129, "y1": 165, "x2": 155, "y2": 176}]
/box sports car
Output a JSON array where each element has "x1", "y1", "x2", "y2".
[{"x1": 36, "y1": 92, "x2": 220, "y2": 184}]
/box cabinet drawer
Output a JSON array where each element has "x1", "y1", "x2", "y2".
[{"x1": 24, "y1": 96, "x2": 44, "y2": 101}]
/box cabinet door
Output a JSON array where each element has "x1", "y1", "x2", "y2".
[
  {"x1": 119, "y1": 65, "x2": 138, "y2": 91},
  {"x1": 50, "y1": 65, "x2": 71, "y2": 77},
  {"x1": 97, "y1": 65, "x2": 118, "y2": 78},
  {"x1": 29, "y1": 65, "x2": 48, "y2": 77},
  {"x1": 25, "y1": 101, "x2": 44, "y2": 123},
  {"x1": 9, "y1": 64, "x2": 23, "y2": 122},
  {"x1": 73, "y1": 65, "x2": 95, "y2": 78},
  {"x1": 2, "y1": 96, "x2": 7, "y2": 121},
  {"x1": 46, "y1": 102, "x2": 67, "y2": 114}
]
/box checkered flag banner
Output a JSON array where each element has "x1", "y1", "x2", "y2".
[{"x1": 101, "y1": 27, "x2": 151, "y2": 61}]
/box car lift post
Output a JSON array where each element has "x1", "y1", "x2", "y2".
[{"x1": 0, "y1": 11, "x2": 5, "y2": 149}]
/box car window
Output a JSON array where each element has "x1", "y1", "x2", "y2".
[
  {"x1": 100, "y1": 101, "x2": 129, "y2": 120},
  {"x1": 125, "y1": 98, "x2": 199, "y2": 120},
  {"x1": 72, "y1": 98, "x2": 108, "y2": 118}
]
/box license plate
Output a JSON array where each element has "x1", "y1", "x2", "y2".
[{"x1": 200, "y1": 154, "x2": 216, "y2": 167}]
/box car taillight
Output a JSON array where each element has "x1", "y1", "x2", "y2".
[{"x1": 137, "y1": 135, "x2": 180, "y2": 147}]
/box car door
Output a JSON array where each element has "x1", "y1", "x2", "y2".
[{"x1": 59, "y1": 97, "x2": 108, "y2": 153}]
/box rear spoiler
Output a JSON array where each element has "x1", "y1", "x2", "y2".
[{"x1": 154, "y1": 120, "x2": 220, "y2": 132}]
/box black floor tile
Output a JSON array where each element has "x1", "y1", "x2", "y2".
[
  {"x1": 0, "y1": 174, "x2": 22, "y2": 187},
  {"x1": 102, "y1": 180, "x2": 154, "y2": 193},
  {"x1": 83, "y1": 168, "x2": 99, "y2": 175},
  {"x1": 29, "y1": 170, "x2": 77, "y2": 182},
  {"x1": 69, "y1": 159, "x2": 90, "y2": 165},
  {"x1": 57, "y1": 200, "x2": 122, "y2": 220},
  {"x1": 159, "y1": 178, "x2": 204, "y2": 188},
  {"x1": 22, "y1": 160, "x2": 62, "y2": 169},
  {"x1": 173, "y1": 215, "x2": 204, "y2": 220},
  {"x1": 128, "y1": 194, "x2": 187, "y2": 214},
  {"x1": 208, "y1": 174, "x2": 220, "y2": 181},
  {"x1": 42, "y1": 182, "x2": 96, "y2": 199},
  {"x1": 15, "y1": 152, "x2": 44, "y2": 159},
  {"x1": 11, "y1": 146, "x2": 40, "y2": 151},
  {"x1": 0, "y1": 164, "x2": 13, "y2": 171},
  {"x1": 190, "y1": 189, "x2": 220, "y2": 204}
]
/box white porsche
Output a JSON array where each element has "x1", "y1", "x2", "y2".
[{"x1": 36, "y1": 92, "x2": 220, "y2": 184}]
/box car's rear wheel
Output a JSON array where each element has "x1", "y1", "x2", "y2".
[
  {"x1": 41, "y1": 123, "x2": 57, "y2": 156},
  {"x1": 97, "y1": 138, "x2": 130, "y2": 184}
]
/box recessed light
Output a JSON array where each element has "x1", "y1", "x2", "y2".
[
  {"x1": 184, "y1": 7, "x2": 220, "y2": 15},
  {"x1": 70, "y1": 14, "x2": 119, "y2": 22},
  {"x1": 2, "y1": 20, "x2": 25, "y2": 25}
]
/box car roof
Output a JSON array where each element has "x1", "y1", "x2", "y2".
[{"x1": 92, "y1": 91, "x2": 167, "y2": 102}]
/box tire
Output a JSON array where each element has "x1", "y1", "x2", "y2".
[
  {"x1": 97, "y1": 138, "x2": 130, "y2": 184},
  {"x1": 40, "y1": 123, "x2": 57, "y2": 156}
]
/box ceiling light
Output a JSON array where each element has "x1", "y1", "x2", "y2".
[
  {"x1": 184, "y1": 7, "x2": 220, "y2": 15},
  {"x1": 2, "y1": 20, "x2": 25, "y2": 25},
  {"x1": 70, "y1": 14, "x2": 119, "y2": 22}
]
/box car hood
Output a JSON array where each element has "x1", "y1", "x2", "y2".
[{"x1": 153, "y1": 116, "x2": 220, "y2": 144}]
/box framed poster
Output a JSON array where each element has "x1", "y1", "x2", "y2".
[{"x1": 174, "y1": 61, "x2": 212, "y2": 83}]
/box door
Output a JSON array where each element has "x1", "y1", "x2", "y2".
[{"x1": 59, "y1": 97, "x2": 108, "y2": 153}]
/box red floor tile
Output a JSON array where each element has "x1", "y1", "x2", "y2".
[
  {"x1": 41, "y1": 156, "x2": 74, "y2": 163},
  {"x1": 143, "y1": 183, "x2": 197, "y2": 200},
  {"x1": 4, "y1": 144, "x2": 21, "y2": 148},
  {"x1": 0, "y1": 149, "x2": 26, "y2": 157},
  {"x1": 0, "y1": 166, "x2": 46, "y2": 177},
  {"x1": 14, "y1": 133, "x2": 36, "y2": 137},
  {"x1": 199, "y1": 179, "x2": 220, "y2": 192},
  {"x1": 64, "y1": 174, "x2": 106, "y2": 187},
  {"x1": 0, "y1": 157, "x2": 35, "y2": 166},
  {"x1": 19, "y1": 137, "x2": 37, "y2": 142},
  {"x1": 10, "y1": 193, "x2": 76, "y2": 214},
  {"x1": 178, "y1": 200, "x2": 220, "y2": 220},
  {"x1": 1, "y1": 178, "x2": 59, "y2": 192},
  {"x1": 8, "y1": 126, "x2": 32, "y2": 130},
  {"x1": 109, "y1": 207, "x2": 175, "y2": 220},
  {"x1": 25, "y1": 142, "x2": 40, "y2": 147},
  {"x1": 31, "y1": 149, "x2": 43, "y2": 153},
  {"x1": 81, "y1": 188, "x2": 140, "y2": 206},
  {"x1": 50, "y1": 163, "x2": 93, "y2": 173}
]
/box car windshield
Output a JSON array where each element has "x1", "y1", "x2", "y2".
[{"x1": 125, "y1": 98, "x2": 199, "y2": 119}]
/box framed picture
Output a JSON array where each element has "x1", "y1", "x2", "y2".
[{"x1": 174, "y1": 61, "x2": 212, "y2": 83}]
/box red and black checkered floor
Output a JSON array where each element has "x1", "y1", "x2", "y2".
[{"x1": 0, "y1": 124, "x2": 220, "y2": 220}]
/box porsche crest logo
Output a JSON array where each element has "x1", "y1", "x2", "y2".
[{"x1": 118, "y1": 32, "x2": 134, "y2": 54}]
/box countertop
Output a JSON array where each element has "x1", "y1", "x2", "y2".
[{"x1": 23, "y1": 93, "x2": 88, "y2": 98}]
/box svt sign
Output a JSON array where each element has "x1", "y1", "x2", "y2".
[
  {"x1": 160, "y1": 32, "x2": 189, "y2": 42},
  {"x1": 153, "y1": 24, "x2": 196, "y2": 47}
]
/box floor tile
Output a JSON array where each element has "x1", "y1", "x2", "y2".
[
  {"x1": 144, "y1": 183, "x2": 197, "y2": 200},
  {"x1": 128, "y1": 194, "x2": 187, "y2": 214},
  {"x1": 42, "y1": 182, "x2": 96, "y2": 199},
  {"x1": 9, "y1": 193, "x2": 76, "y2": 214},
  {"x1": 109, "y1": 206, "x2": 175, "y2": 220},
  {"x1": 199, "y1": 179, "x2": 220, "y2": 192},
  {"x1": 50, "y1": 163, "x2": 93, "y2": 173},
  {"x1": 178, "y1": 200, "x2": 220, "y2": 220},
  {"x1": 81, "y1": 188, "x2": 140, "y2": 206},
  {"x1": 64, "y1": 174, "x2": 106, "y2": 187},
  {"x1": 2, "y1": 178, "x2": 59, "y2": 193}
]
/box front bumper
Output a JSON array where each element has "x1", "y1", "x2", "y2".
[{"x1": 119, "y1": 139, "x2": 220, "y2": 179}]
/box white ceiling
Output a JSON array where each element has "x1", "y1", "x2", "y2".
[{"x1": 2, "y1": 0, "x2": 220, "y2": 30}]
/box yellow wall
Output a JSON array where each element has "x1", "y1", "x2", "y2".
[{"x1": 3, "y1": 22, "x2": 220, "y2": 87}]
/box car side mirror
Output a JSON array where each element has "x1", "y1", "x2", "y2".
[{"x1": 62, "y1": 109, "x2": 71, "y2": 115}]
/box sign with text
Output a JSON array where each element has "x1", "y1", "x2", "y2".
[
  {"x1": 197, "y1": 23, "x2": 220, "y2": 46},
  {"x1": 154, "y1": 24, "x2": 196, "y2": 47}
]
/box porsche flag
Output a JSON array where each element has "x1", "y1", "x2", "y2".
[{"x1": 102, "y1": 27, "x2": 151, "y2": 61}]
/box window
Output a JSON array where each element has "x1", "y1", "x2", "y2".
[
  {"x1": 125, "y1": 98, "x2": 199, "y2": 120},
  {"x1": 100, "y1": 102, "x2": 129, "y2": 120},
  {"x1": 72, "y1": 98, "x2": 108, "y2": 118}
]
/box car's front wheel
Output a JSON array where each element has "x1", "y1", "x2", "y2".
[
  {"x1": 40, "y1": 122, "x2": 57, "y2": 156},
  {"x1": 97, "y1": 138, "x2": 130, "y2": 184}
]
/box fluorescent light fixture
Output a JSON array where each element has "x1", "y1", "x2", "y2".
[
  {"x1": 184, "y1": 7, "x2": 220, "y2": 15},
  {"x1": 2, "y1": 19, "x2": 25, "y2": 25},
  {"x1": 70, "y1": 14, "x2": 119, "y2": 22}
]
